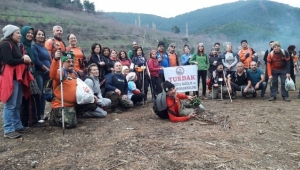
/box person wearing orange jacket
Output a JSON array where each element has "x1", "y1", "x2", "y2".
[
  {"x1": 66, "y1": 33, "x2": 87, "y2": 80},
  {"x1": 163, "y1": 81, "x2": 196, "y2": 122},
  {"x1": 238, "y1": 40, "x2": 257, "y2": 70},
  {"x1": 267, "y1": 41, "x2": 291, "y2": 102}
]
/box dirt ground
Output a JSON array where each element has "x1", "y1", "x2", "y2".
[{"x1": 0, "y1": 86, "x2": 300, "y2": 170}]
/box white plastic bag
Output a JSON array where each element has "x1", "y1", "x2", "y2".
[
  {"x1": 76, "y1": 78, "x2": 95, "y2": 104},
  {"x1": 285, "y1": 78, "x2": 295, "y2": 91}
]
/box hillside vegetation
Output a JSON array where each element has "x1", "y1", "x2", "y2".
[
  {"x1": 105, "y1": 0, "x2": 300, "y2": 48},
  {"x1": 0, "y1": 0, "x2": 195, "y2": 55}
]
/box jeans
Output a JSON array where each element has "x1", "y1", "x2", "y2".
[
  {"x1": 270, "y1": 71, "x2": 288, "y2": 98},
  {"x1": 150, "y1": 76, "x2": 162, "y2": 96},
  {"x1": 195, "y1": 70, "x2": 207, "y2": 97},
  {"x1": 253, "y1": 82, "x2": 267, "y2": 97},
  {"x1": 3, "y1": 80, "x2": 24, "y2": 134},
  {"x1": 35, "y1": 71, "x2": 49, "y2": 117}
]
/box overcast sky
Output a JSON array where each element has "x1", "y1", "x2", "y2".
[{"x1": 90, "y1": 0, "x2": 300, "y2": 18}]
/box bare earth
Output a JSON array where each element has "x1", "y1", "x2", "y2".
[{"x1": 0, "y1": 89, "x2": 300, "y2": 170}]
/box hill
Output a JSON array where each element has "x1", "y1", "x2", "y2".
[
  {"x1": 0, "y1": 0, "x2": 195, "y2": 55},
  {"x1": 105, "y1": 0, "x2": 300, "y2": 47}
]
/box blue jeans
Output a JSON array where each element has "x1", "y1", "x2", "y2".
[
  {"x1": 35, "y1": 71, "x2": 49, "y2": 116},
  {"x1": 3, "y1": 80, "x2": 24, "y2": 134}
]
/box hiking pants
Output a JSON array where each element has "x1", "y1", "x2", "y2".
[
  {"x1": 270, "y1": 71, "x2": 288, "y2": 98},
  {"x1": 151, "y1": 76, "x2": 162, "y2": 96},
  {"x1": 211, "y1": 86, "x2": 228, "y2": 99},
  {"x1": 230, "y1": 82, "x2": 253, "y2": 96},
  {"x1": 131, "y1": 93, "x2": 145, "y2": 104},
  {"x1": 20, "y1": 94, "x2": 41, "y2": 127},
  {"x1": 253, "y1": 82, "x2": 267, "y2": 97},
  {"x1": 84, "y1": 106, "x2": 107, "y2": 118},
  {"x1": 195, "y1": 70, "x2": 207, "y2": 97}
]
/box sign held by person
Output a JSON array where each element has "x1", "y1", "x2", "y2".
[{"x1": 164, "y1": 65, "x2": 198, "y2": 92}]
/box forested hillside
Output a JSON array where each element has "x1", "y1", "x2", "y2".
[{"x1": 105, "y1": 0, "x2": 300, "y2": 45}]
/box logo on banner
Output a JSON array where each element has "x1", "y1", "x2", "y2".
[{"x1": 176, "y1": 67, "x2": 184, "y2": 76}]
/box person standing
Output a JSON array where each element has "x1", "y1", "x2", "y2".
[
  {"x1": 267, "y1": 41, "x2": 291, "y2": 102},
  {"x1": 147, "y1": 50, "x2": 163, "y2": 97},
  {"x1": 189, "y1": 43, "x2": 209, "y2": 99},
  {"x1": 45, "y1": 25, "x2": 66, "y2": 59},
  {"x1": 238, "y1": 40, "x2": 257, "y2": 70},
  {"x1": 168, "y1": 43, "x2": 179, "y2": 67},
  {"x1": 157, "y1": 41, "x2": 170, "y2": 83},
  {"x1": 263, "y1": 41, "x2": 274, "y2": 84},
  {"x1": 127, "y1": 41, "x2": 138, "y2": 59},
  {"x1": 32, "y1": 29, "x2": 51, "y2": 123},
  {"x1": 0, "y1": 25, "x2": 33, "y2": 138}
]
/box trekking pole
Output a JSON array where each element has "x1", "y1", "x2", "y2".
[
  {"x1": 59, "y1": 55, "x2": 65, "y2": 135},
  {"x1": 142, "y1": 64, "x2": 145, "y2": 105},
  {"x1": 223, "y1": 71, "x2": 232, "y2": 103},
  {"x1": 145, "y1": 61, "x2": 155, "y2": 100},
  {"x1": 220, "y1": 78, "x2": 223, "y2": 101}
]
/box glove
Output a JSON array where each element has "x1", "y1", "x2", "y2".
[{"x1": 245, "y1": 53, "x2": 250, "y2": 58}]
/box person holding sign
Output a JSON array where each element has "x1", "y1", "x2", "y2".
[{"x1": 189, "y1": 43, "x2": 209, "y2": 99}]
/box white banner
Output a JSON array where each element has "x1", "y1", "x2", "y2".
[{"x1": 163, "y1": 65, "x2": 198, "y2": 92}]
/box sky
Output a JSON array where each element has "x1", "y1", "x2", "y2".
[{"x1": 90, "y1": 0, "x2": 300, "y2": 18}]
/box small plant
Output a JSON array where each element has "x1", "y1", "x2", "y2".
[{"x1": 189, "y1": 98, "x2": 201, "y2": 107}]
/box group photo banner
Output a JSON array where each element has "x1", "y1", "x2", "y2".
[{"x1": 163, "y1": 65, "x2": 198, "y2": 92}]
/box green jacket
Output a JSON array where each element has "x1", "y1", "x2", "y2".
[
  {"x1": 189, "y1": 53, "x2": 209, "y2": 70},
  {"x1": 127, "y1": 50, "x2": 134, "y2": 59}
]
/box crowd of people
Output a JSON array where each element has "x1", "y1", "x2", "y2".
[{"x1": 0, "y1": 24, "x2": 298, "y2": 139}]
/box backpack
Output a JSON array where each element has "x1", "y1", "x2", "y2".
[
  {"x1": 43, "y1": 69, "x2": 78, "y2": 102},
  {"x1": 153, "y1": 92, "x2": 176, "y2": 119},
  {"x1": 270, "y1": 49, "x2": 288, "y2": 58}
]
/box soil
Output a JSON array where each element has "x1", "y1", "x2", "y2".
[{"x1": 0, "y1": 88, "x2": 300, "y2": 170}]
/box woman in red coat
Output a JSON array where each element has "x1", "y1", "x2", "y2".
[{"x1": 147, "y1": 50, "x2": 163, "y2": 97}]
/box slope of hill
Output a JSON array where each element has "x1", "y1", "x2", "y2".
[
  {"x1": 105, "y1": 0, "x2": 300, "y2": 46},
  {"x1": 0, "y1": 0, "x2": 193, "y2": 55}
]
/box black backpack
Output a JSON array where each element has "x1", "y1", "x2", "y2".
[{"x1": 153, "y1": 92, "x2": 176, "y2": 119}]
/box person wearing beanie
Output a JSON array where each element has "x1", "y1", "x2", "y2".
[
  {"x1": 238, "y1": 40, "x2": 257, "y2": 70},
  {"x1": 49, "y1": 51, "x2": 79, "y2": 128},
  {"x1": 0, "y1": 24, "x2": 33, "y2": 138},
  {"x1": 126, "y1": 72, "x2": 145, "y2": 106},
  {"x1": 45, "y1": 25, "x2": 67, "y2": 59},
  {"x1": 19, "y1": 26, "x2": 46, "y2": 128},
  {"x1": 209, "y1": 63, "x2": 229, "y2": 99},
  {"x1": 189, "y1": 43, "x2": 209, "y2": 99},
  {"x1": 163, "y1": 81, "x2": 198, "y2": 122},
  {"x1": 147, "y1": 50, "x2": 163, "y2": 98},
  {"x1": 122, "y1": 65, "x2": 129, "y2": 77},
  {"x1": 157, "y1": 40, "x2": 170, "y2": 82},
  {"x1": 267, "y1": 41, "x2": 291, "y2": 102}
]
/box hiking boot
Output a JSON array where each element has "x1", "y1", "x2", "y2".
[
  {"x1": 134, "y1": 102, "x2": 143, "y2": 107},
  {"x1": 231, "y1": 93, "x2": 236, "y2": 99},
  {"x1": 268, "y1": 97, "x2": 276, "y2": 101},
  {"x1": 202, "y1": 95, "x2": 208, "y2": 100},
  {"x1": 252, "y1": 92, "x2": 257, "y2": 98},
  {"x1": 261, "y1": 96, "x2": 265, "y2": 100},
  {"x1": 15, "y1": 127, "x2": 31, "y2": 133},
  {"x1": 4, "y1": 131, "x2": 21, "y2": 139},
  {"x1": 283, "y1": 97, "x2": 291, "y2": 102}
]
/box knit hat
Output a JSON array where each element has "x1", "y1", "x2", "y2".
[
  {"x1": 241, "y1": 40, "x2": 247, "y2": 44},
  {"x1": 272, "y1": 41, "x2": 281, "y2": 47},
  {"x1": 163, "y1": 81, "x2": 175, "y2": 93},
  {"x1": 157, "y1": 41, "x2": 165, "y2": 47},
  {"x1": 2, "y1": 24, "x2": 19, "y2": 40},
  {"x1": 126, "y1": 72, "x2": 136, "y2": 81},
  {"x1": 62, "y1": 52, "x2": 74, "y2": 62},
  {"x1": 122, "y1": 66, "x2": 129, "y2": 74},
  {"x1": 288, "y1": 45, "x2": 295, "y2": 51}
]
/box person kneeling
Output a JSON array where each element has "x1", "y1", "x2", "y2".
[
  {"x1": 105, "y1": 62, "x2": 133, "y2": 113},
  {"x1": 227, "y1": 62, "x2": 254, "y2": 98},
  {"x1": 210, "y1": 63, "x2": 228, "y2": 99},
  {"x1": 126, "y1": 72, "x2": 145, "y2": 106},
  {"x1": 84, "y1": 63, "x2": 111, "y2": 118}
]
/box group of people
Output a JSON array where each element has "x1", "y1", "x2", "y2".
[{"x1": 0, "y1": 23, "x2": 298, "y2": 139}]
